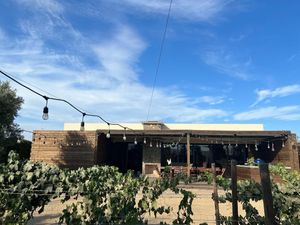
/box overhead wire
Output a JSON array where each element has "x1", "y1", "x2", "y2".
[
  {"x1": 146, "y1": 0, "x2": 173, "y2": 121},
  {"x1": 0, "y1": 69, "x2": 136, "y2": 134}
]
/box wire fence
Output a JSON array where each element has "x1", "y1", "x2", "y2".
[{"x1": 0, "y1": 184, "x2": 264, "y2": 225}]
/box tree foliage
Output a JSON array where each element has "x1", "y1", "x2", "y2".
[
  {"x1": 0, "y1": 151, "x2": 195, "y2": 225},
  {"x1": 0, "y1": 81, "x2": 24, "y2": 162},
  {"x1": 215, "y1": 164, "x2": 300, "y2": 224}
]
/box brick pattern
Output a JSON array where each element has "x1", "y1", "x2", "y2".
[
  {"x1": 272, "y1": 134, "x2": 300, "y2": 170},
  {"x1": 30, "y1": 131, "x2": 98, "y2": 168}
]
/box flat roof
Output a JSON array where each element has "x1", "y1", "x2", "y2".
[{"x1": 64, "y1": 123, "x2": 264, "y2": 131}]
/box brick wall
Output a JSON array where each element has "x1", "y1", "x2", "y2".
[
  {"x1": 272, "y1": 133, "x2": 299, "y2": 170},
  {"x1": 30, "y1": 131, "x2": 98, "y2": 168}
]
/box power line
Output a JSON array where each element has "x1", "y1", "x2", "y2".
[
  {"x1": 0, "y1": 69, "x2": 136, "y2": 135},
  {"x1": 146, "y1": 0, "x2": 173, "y2": 121}
]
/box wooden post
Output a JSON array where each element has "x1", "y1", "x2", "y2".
[
  {"x1": 186, "y1": 133, "x2": 191, "y2": 176},
  {"x1": 231, "y1": 160, "x2": 238, "y2": 225},
  {"x1": 259, "y1": 163, "x2": 277, "y2": 225},
  {"x1": 212, "y1": 163, "x2": 220, "y2": 225}
]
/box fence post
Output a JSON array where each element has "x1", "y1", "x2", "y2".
[
  {"x1": 212, "y1": 163, "x2": 220, "y2": 225},
  {"x1": 231, "y1": 160, "x2": 238, "y2": 225},
  {"x1": 259, "y1": 163, "x2": 277, "y2": 225}
]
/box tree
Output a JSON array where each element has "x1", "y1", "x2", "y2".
[{"x1": 0, "y1": 81, "x2": 24, "y2": 163}]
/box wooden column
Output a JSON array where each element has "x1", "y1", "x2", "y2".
[
  {"x1": 212, "y1": 163, "x2": 220, "y2": 225},
  {"x1": 259, "y1": 163, "x2": 277, "y2": 225},
  {"x1": 231, "y1": 160, "x2": 238, "y2": 225},
  {"x1": 187, "y1": 133, "x2": 191, "y2": 176}
]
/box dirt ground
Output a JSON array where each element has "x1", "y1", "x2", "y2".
[{"x1": 28, "y1": 184, "x2": 264, "y2": 225}]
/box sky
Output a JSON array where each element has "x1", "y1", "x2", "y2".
[{"x1": 0, "y1": 0, "x2": 300, "y2": 139}]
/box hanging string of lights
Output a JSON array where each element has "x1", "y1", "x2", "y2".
[{"x1": 0, "y1": 69, "x2": 136, "y2": 137}]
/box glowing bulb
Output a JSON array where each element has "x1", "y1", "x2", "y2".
[
  {"x1": 282, "y1": 140, "x2": 285, "y2": 148},
  {"x1": 150, "y1": 141, "x2": 153, "y2": 147},
  {"x1": 143, "y1": 138, "x2": 147, "y2": 144},
  {"x1": 134, "y1": 138, "x2": 137, "y2": 145},
  {"x1": 235, "y1": 143, "x2": 238, "y2": 147},
  {"x1": 245, "y1": 143, "x2": 248, "y2": 148},
  {"x1": 123, "y1": 133, "x2": 126, "y2": 141},
  {"x1": 255, "y1": 142, "x2": 258, "y2": 151},
  {"x1": 267, "y1": 141, "x2": 270, "y2": 149},
  {"x1": 271, "y1": 143, "x2": 275, "y2": 152},
  {"x1": 106, "y1": 123, "x2": 111, "y2": 139},
  {"x1": 17, "y1": 139, "x2": 21, "y2": 143},
  {"x1": 42, "y1": 106, "x2": 49, "y2": 120},
  {"x1": 156, "y1": 142, "x2": 159, "y2": 148}
]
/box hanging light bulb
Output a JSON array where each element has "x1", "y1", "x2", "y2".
[
  {"x1": 123, "y1": 128, "x2": 126, "y2": 141},
  {"x1": 235, "y1": 142, "x2": 238, "y2": 147},
  {"x1": 267, "y1": 141, "x2": 270, "y2": 149},
  {"x1": 245, "y1": 143, "x2": 248, "y2": 148},
  {"x1": 150, "y1": 141, "x2": 153, "y2": 147},
  {"x1": 156, "y1": 141, "x2": 159, "y2": 148},
  {"x1": 80, "y1": 113, "x2": 86, "y2": 131},
  {"x1": 282, "y1": 140, "x2": 285, "y2": 148},
  {"x1": 106, "y1": 123, "x2": 111, "y2": 138},
  {"x1": 42, "y1": 97, "x2": 49, "y2": 120},
  {"x1": 271, "y1": 143, "x2": 275, "y2": 152},
  {"x1": 255, "y1": 141, "x2": 258, "y2": 151},
  {"x1": 159, "y1": 142, "x2": 162, "y2": 148},
  {"x1": 143, "y1": 137, "x2": 147, "y2": 144},
  {"x1": 134, "y1": 137, "x2": 137, "y2": 145}
]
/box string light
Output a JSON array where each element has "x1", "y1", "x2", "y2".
[
  {"x1": 255, "y1": 141, "x2": 258, "y2": 151},
  {"x1": 106, "y1": 123, "x2": 111, "y2": 139},
  {"x1": 156, "y1": 141, "x2": 159, "y2": 148},
  {"x1": 123, "y1": 128, "x2": 126, "y2": 141},
  {"x1": 271, "y1": 142, "x2": 275, "y2": 152},
  {"x1": 80, "y1": 113, "x2": 86, "y2": 131},
  {"x1": 149, "y1": 141, "x2": 153, "y2": 148},
  {"x1": 134, "y1": 137, "x2": 137, "y2": 145},
  {"x1": 0, "y1": 70, "x2": 138, "y2": 136},
  {"x1": 42, "y1": 97, "x2": 49, "y2": 120},
  {"x1": 267, "y1": 141, "x2": 270, "y2": 149},
  {"x1": 143, "y1": 137, "x2": 147, "y2": 144},
  {"x1": 245, "y1": 143, "x2": 248, "y2": 149}
]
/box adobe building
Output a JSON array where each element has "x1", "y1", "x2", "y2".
[{"x1": 30, "y1": 122, "x2": 300, "y2": 176}]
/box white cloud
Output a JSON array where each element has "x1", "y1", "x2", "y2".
[
  {"x1": 0, "y1": 19, "x2": 227, "y2": 131},
  {"x1": 201, "y1": 50, "x2": 251, "y2": 80},
  {"x1": 92, "y1": 26, "x2": 146, "y2": 83},
  {"x1": 234, "y1": 106, "x2": 300, "y2": 121},
  {"x1": 193, "y1": 96, "x2": 224, "y2": 105},
  {"x1": 118, "y1": 0, "x2": 234, "y2": 22},
  {"x1": 252, "y1": 84, "x2": 300, "y2": 106}
]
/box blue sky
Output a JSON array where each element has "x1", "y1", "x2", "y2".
[{"x1": 0, "y1": 0, "x2": 300, "y2": 137}]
